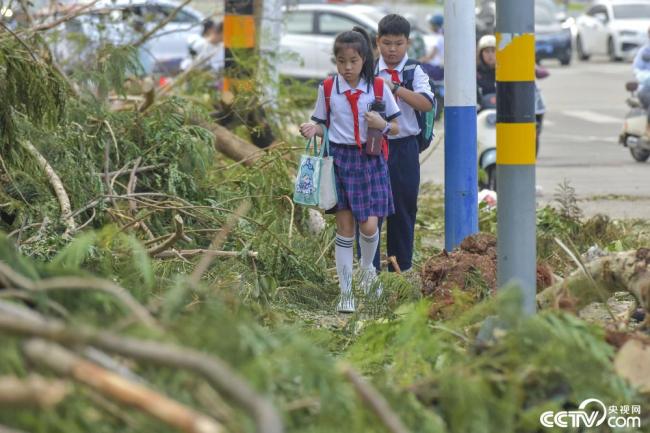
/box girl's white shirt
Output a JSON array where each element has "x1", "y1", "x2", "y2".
[{"x1": 311, "y1": 74, "x2": 401, "y2": 145}]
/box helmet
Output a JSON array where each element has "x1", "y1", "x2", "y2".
[
  {"x1": 478, "y1": 34, "x2": 496, "y2": 51},
  {"x1": 429, "y1": 14, "x2": 444, "y2": 27}
]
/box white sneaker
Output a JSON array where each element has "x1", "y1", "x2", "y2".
[
  {"x1": 337, "y1": 292, "x2": 355, "y2": 313},
  {"x1": 359, "y1": 268, "x2": 383, "y2": 298}
]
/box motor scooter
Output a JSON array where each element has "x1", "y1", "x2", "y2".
[
  {"x1": 619, "y1": 81, "x2": 650, "y2": 162},
  {"x1": 477, "y1": 93, "x2": 497, "y2": 191}
]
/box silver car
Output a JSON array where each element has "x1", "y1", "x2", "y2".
[{"x1": 46, "y1": 0, "x2": 204, "y2": 74}]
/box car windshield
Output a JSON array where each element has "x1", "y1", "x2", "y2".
[
  {"x1": 535, "y1": 5, "x2": 555, "y2": 25},
  {"x1": 613, "y1": 4, "x2": 650, "y2": 19}
]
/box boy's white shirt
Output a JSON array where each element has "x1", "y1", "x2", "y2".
[
  {"x1": 311, "y1": 74, "x2": 401, "y2": 145},
  {"x1": 376, "y1": 54, "x2": 435, "y2": 139}
]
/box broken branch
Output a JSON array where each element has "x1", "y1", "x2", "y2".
[
  {"x1": 0, "y1": 262, "x2": 157, "y2": 329},
  {"x1": 0, "y1": 307, "x2": 284, "y2": 433},
  {"x1": 24, "y1": 340, "x2": 222, "y2": 433},
  {"x1": 147, "y1": 215, "x2": 185, "y2": 256},
  {"x1": 0, "y1": 374, "x2": 69, "y2": 407},
  {"x1": 20, "y1": 140, "x2": 76, "y2": 236}
]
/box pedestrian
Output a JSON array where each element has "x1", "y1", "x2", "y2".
[
  {"x1": 633, "y1": 26, "x2": 650, "y2": 137},
  {"x1": 299, "y1": 27, "x2": 401, "y2": 313},
  {"x1": 419, "y1": 14, "x2": 445, "y2": 81},
  {"x1": 476, "y1": 34, "x2": 496, "y2": 101},
  {"x1": 181, "y1": 20, "x2": 224, "y2": 74},
  {"x1": 370, "y1": 14, "x2": 434, "y2": 274}
]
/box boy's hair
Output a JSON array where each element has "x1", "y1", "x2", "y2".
[
  {"x1": 333, "y1": 26, "x2": 375, "y2": 83},
  {"x1": 378, "y1": 14, "x2": 411, "y2": 39}
]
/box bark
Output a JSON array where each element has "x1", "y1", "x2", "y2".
[
  {"x1": 20, "y1": 141, "x2": 76, "y2": 236},
  {"x1": 23, "y1": 340, "x2": 222, "y2": 433},
  {"x1": 206, "y1": 123, "x2": 263, "y2": 167},
  {"x1": 340, "y1": 364, "x2": 410, "y2": 433},
  {"x1": 0, "y1": 304, "x2": 284, "y2": 433},
  {"x1": 0, "y1": 374, "x2": 69, "y2": 407},
  {"x1": 537, "y1": 249, "x2": 650, "y2": 313}
]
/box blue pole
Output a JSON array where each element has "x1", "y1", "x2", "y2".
[{"x1": 444, "y1": 0, "x2": 478, "y2": 251}]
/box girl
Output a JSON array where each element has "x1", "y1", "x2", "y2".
[{"x1": 300, "y1": 27, "x2": 401, "y2": 313}]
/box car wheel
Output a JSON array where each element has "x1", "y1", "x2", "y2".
[
  {"x1": 559, "y1": 53, "x2": 571, "y2": 66},
  {"x1": 485, "y1": 165, "x2": 497, "y2": 192},
  {"x1": 608, "y1": 37, "x2": 622, "y2": 62},
  {"x1": 576, "y1": 35, "x2": 590, "y2": 61},
  {"x1": 630, "y1": 147, "x2": 650, "y2": 162}
]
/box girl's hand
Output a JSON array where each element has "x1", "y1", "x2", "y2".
[
  {"x1": 300, "y1": 123, "x2": 321, "y2": 138},
  {"x1": 364, "y1": 111, "x2": 387, "y2": 130}
]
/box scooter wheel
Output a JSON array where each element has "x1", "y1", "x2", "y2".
[{"x1": 630, "y1": 147, "x2": 650, "y2": 162}]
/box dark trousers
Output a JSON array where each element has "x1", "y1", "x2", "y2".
[
  {"x1": 639, "y1": 87, "x2": 650, "y2": 123},
  {"x1": 357, "y1": 135, "x2": 420, "y2": 272}
]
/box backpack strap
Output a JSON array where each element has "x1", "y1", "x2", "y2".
[
  {"x1": 373, "y1": 77, "x2": 389, "y2": 161},
  {"x1": 401, "y1": 59, "x2": 419, "y2": 91},
  {"x1": 323, "y1": 75, "x2": 335, "y2": 126}
]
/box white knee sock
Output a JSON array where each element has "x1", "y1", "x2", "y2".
[
  {"x1": 359, "y1": 229, "x2": 379, "y2": 270},
  {"x1": 335, "y1": 234, "x2": 354, "y2": 294}
]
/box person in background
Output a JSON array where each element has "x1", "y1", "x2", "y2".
[
  {"x1": 419, "y1": 14, "x2": 444, "y2": 81},
  {"x1": 633, "y1": 27, "x2": 650, "y2": 136},
  {"x1": 476, "y1": 34, "x2": 496, "y2": 101},
  {"x1": 181, "y1": 20, "x2": 224, "y2": 74}
]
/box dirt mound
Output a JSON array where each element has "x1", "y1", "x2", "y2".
[
  {"x1": 421, "y1": 233, "x2": 498, "y2": 299},
  {"x1": 421, "y1": 233, "x2": 554, "y2": 301}
]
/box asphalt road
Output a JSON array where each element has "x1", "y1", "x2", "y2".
[{"x1": 421, "y1": 57, "x2": 650, "y2": 219}]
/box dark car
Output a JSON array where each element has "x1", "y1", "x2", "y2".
[{"x1": 535, "y1": 2, "x2": 572, "y2": 65}]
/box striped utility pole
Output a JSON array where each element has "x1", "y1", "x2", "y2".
[
  {"x1": 444, "y1": 0, "x2": 478, "y2": 251},
  {"x1": 224, "y1": 0, "x2": 256, "y2": 94},
  {"x1": 496, "y1": 0, "x2": 537, "y2": 315}
]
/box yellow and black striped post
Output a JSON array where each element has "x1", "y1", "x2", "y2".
[
  {"x1": 224, "y1": 0, "x2": 256, "y2": 94},
  {"x1": 496, "y1": 0, "x2": 537, "y2": 315}
]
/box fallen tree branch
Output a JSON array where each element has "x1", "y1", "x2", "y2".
[
  {"x1": 127, "y1": 157, "x2": 142, "y2": 215},
  {"x1": 24, "y1": 340, "x2": 222, "y2": 433},
  {"x1": 147, "y1": 215, "x2": 185, "y2": 256},
  {"x1": 537, "y1": 248, "x2": 650, "y2": 317},
  {"x1": 0, "y1": 262, "x2": 158, "y2": 330},
  {"x1": 0, "y1": 307, "x2": 284, "y2": 433},
  {"x1": 0, "y1": 425, "x2": 29, "y2": 433},
  {"x1": 100, "y1": 164, "x2": 165, "y2": 179},
  {"x1": 190, "y1": 201, "x2": 251, "y2": 285},
  {"x1": 20, "y1": 141, "x2": 76, "y2": 236},
  {"x1": 0, "y1": 374, "x2": 69, "y2": 407},
  {"x1": 155, "y1": 249, "x2": 258, "y2": 259},
  {"x1": 339, "y1": 364, "x2": 410, "y2": 433},
  {"x1": 204, "y1": 123, "x2": 262, "y2": 167},
  {"x1": 28, "y1": 0, "x2": 101, "y2": 32}
]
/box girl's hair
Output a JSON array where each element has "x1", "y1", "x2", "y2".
[{"x1": 333, "y1": 26, "x2": 375, "y2": 83}]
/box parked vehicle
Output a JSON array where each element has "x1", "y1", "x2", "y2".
[
  {"x1": 475, "y1": 0, "x2": 572, "y2": 65},
  {"x1": 280, "y1": 4, "x2": 433, "y2": 80},
  {"x1": 576, "y1": 0, "x2": 650, "y2": 62},
  {"x1": 42, "y1": 0, "x2": 204, "y2": 75},
  {"x1": 535, "y1": 2, "x2": 573, "y2": 65},
  {"x1": 619, "y1": 81, "x2": 650, "y2": 162}
]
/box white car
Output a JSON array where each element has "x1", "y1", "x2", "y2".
[
  {"x1": 280, "y1": 4, "x2": 435, "y2": 80},
  {"x1": 44, "y1": 0, "x2": 204, "y2": 74},
  {"x1": 576, "y1": 0, "x2": 650, "y2": 62}
]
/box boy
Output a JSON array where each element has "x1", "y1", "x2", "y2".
[{"x1": 371, "y1": 14, "x2": 434, "y2": 273}]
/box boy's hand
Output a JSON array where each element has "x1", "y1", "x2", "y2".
[
  {"x1": 300, "y1": 123, "x2": 321, "y2": 138},
  {"x1": 364, "y1": 111, "x2": 387, "y2": 130}
]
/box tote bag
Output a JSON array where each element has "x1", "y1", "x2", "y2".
[
  {"x1": 318, "y1": 133, "x2": 338, "y2": 210},
  {"x1": 293, "y1": 135, "x2": 323, "y2": 206}
]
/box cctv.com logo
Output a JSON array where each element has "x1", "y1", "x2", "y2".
[{"x1": 540, "y1": 398, "x2": 642, "y2": 429}]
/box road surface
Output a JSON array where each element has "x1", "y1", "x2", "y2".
[{"x1": 421, "y1": 57, "x2": 650, "y2": 219}]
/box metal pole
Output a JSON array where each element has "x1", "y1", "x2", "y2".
[
  {"x1": 444, "y1": 0, "x2": 478, "y2": 251},
  {"x1": 224, "y1": 0, "x2": 256, "y2": 94},
  {"x1": 259, "y1": 0, "x2": 282, "y2": 111},
  {"x1": 496, "y1": 0, "x2": 537, "y2": 314}
]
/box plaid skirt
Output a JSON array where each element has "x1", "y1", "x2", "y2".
[{"x1": 326, "y1": 142, "x2": 394, "y2": 221}]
